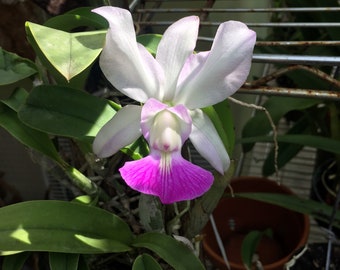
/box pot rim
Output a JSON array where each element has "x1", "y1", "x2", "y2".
[{"x1": 202, "y1": 176, "x2": 310, "y2": 270}]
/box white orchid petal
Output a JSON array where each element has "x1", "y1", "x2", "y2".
[
  {"x1": 156, "y1": 16, "x2": 199, "y2": 101},
  {"x1": 93, "y1": 7, "x2": 163, "y2": 102},
  {"x1": 93, "y1": 105, "x2": 142, "y2": 158},
  {"x1": 189, "y1": 109, "x2": 230, "y2": 174},
  {"x1": 175, "y1": 20, "x2": 256, "y2": 109}
]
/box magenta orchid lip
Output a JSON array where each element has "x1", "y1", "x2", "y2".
[{"x1": 92, "y1": 6, "x2": 256, "y2": 204}]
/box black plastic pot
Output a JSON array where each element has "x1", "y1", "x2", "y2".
[
  {"x1": 286, "y1": 243, "x2": 340, "y2": 270},
  {"x1": 310, "y1": 158, "x2": 340, "y2": 237}
]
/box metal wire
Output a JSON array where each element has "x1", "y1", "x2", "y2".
[{"x1": 131, "y1": 1, "x2": 340, "y2": 100}]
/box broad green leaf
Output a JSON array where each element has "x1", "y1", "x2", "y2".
[
  {"x1": 132, "y1": 232, "x2": 204, "y2": 270},
  {"x1": 242, "y1": 96, "x2": 320, "y2": 152},
  {"x1": 0, "y1": 200, "x2": 133, "y2": 254},
  {"x1": 25, "y1": 22, "x2": 105, "y2": 81},
  {"x1": 18, "y1": 85, "x2": 148, "y2": 161},
  {"x1": 0, "y1": 48, "x2": 37, "y2": 86},
  {"x1": 44, "y1": 7, "x2": 108, "y2": 31},
  {"x1": 132, "y1": 254, "x2": 162, "y2": 270},
  {"x1": 0, "y1": 103, "x2": 62, "y2": 162},
  {"x1": 49, "y1": 253, "x2": 79, "y2": 270},
  {"x1": 18, "y1": 85, "x2": 116, "y2": 141},
  {"x1": 236, "y1": 193, "x2": 340, "y2": 229},
  {"x1": 2, "y1": 252, "x2": 30, "y2": 270},
  {"x1": 239, "y1": 134, "x2": 340, "y2": 156},
  {"x1": 137, "y1": 34, "x2": 162, "y2": 56}
]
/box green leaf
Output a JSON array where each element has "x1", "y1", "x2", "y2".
[
  {"x1": 25, "y1": 22, "x2": 105, "y2": 81},
  {"x1": 239, "y1": 134, "x2": 340, "y2": 156},
  {"x1": 44, "y1": 7, "x2": 108, "y2": 31},
  {"x1": 18, "y1": 85, "x2": 116, "y2": 141},
  {"x1": 0, "y1": 48, "x2": 37, "y2": 86},
  {"x1": 0, "y1": 200, "x2": 133, "y2": 255},
  {"x1": 132, "y1": 232, "x2": 204, "y2": 270},
  {"x1": 132, "y1": 254, "x2": 163, "y2": 270},
  {"x1": 121, "y1": 137, "x2": 149, "y2": 160},
  {"x1": 49, "y1": 253, "x2": 79, "y2": 270},
  {"x1": 137, "y1": 34, "x2": 162, "y2": 56},
  {"x1": 242, "y1": 96, "x2": 319, "y2": 152},
  {"x1": 2, "y1": 252, "x2": 30, "y2": 270},
  {"x1": 0, "y1": 103, "x2": 62, "y2": 162},
  {"x1": 17, "y1": 85, "x2": 147, "y2": 161},
  {"x1": 236, "y1": 193, "x2": 340, "y2": 229},
  {"x1": 212, "y1": 99, "x2": 235, "y2": 154},
  {"x1": 241, "y1": 229, "x2": 272, "y2": 270},
  {"x1": 1, "y1": 88, "x2": 28, "y2": 112},
  {"x1": 72, "y1": 195, "x2": 98, "y2": 206}
]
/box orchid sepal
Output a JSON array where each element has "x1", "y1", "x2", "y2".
[
  {"x1": 93, "y1": 105, "x2": 142, "y2": 158},
  {"x1": 189, "y1": 109, "x2": 230, "y2": 174}
]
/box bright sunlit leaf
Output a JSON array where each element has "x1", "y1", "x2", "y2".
[
  {"x1": 0, "y1": 201, "x2": 133, "y2": 255},
  {"x1": 25, "y1": 22, "x2": 105, "y2": 81}
]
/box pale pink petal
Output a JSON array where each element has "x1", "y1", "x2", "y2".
[
  {"x1": 93, "y1": 7, "x2": 164, "y2": 102},
  {"x1": 93, "y1": 105, "x2": 142, "y2": 158},
  {"x1": 141, "y1": 98, "x2": 192, "y2": 144},
  {"x1": 140, "y1": 98, "x2": 168, "y2": 141},
  {"x1": 120, "y1": 151, "x2": 213, "y2": 204},
  {"x1": 175, "y1": 21, "x2": 256, "y2": 109},
  {"x1": 167, "y1": 104, "x2": 192, "y2": 141},
  {"x1": 189, "y1": 109, "x2": 230, "y2": 174},
  {"x1": 156, "y1": 16, "x2": 199, "y2": 101},
  {"x1": 176, "y1": 51, "x2": 209, "y2": 90}
]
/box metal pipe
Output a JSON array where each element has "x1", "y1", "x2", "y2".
[
  {"x1": 135, "y1": 7, "x2": 340, "y2": 13},
  {"x1": 238, "y1": 87, "x2": 340, "y2": 101},
  {"x1": 136, "y1": 21, "x2": 340, "y2": 27},
  {"x1": 252, "y1": 54, "x2": 340, "y2": 65},
  {"x1": 198, "y1": 37, "x2": 340, "y2": 47}
]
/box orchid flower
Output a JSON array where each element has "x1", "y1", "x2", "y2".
[{"x1": 92, "y1": 6, "x2": 256, "y2": 204}]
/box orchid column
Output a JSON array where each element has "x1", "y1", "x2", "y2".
[{"x1": 92, "y1": 7, "x2": 256, "y2": 204}]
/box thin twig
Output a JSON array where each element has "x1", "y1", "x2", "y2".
[
  {"x1": 247, "y1": 65, "x2": 340, "y2": 90},
  {"x1": 228, "y1": 96, "x2": 279, "y2": 181}
]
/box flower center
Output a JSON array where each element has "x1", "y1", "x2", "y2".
[{"x1": 149, "y1": 110, "x2": 182, "y2": 153}]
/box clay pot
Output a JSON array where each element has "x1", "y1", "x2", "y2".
[{"x1": 202, "y1": 176, "x2": 310, "y2": 270}]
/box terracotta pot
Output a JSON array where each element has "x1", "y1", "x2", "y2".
[{"x1": 202, "y1": 176, "x2": 310, "y2": 270}]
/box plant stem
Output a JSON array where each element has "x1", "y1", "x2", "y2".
[{"x1": 61, "y1": 162, "x2": 110, "y2": 202}]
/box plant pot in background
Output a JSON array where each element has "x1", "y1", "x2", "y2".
[
  {"x1": 203, "y1": 176, "x2": 310, "y2": 270},
  {"x1": 310, "y1": 158, "x2": 340, "y2": 237}
]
